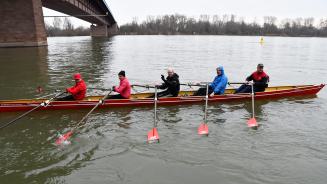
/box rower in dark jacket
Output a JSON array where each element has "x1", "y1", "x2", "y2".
[
  {"x1": 235, "y1": 63, "x2": 270, "y2": 93},
  {"x1": 152, "y1": 68, "x2": 180, "y2": 98}
]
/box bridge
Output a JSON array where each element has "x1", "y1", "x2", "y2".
[{"x1": 0, "y1": 0, "x2": 118, "y2": 47}]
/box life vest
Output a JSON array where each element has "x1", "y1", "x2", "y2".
[{"x1": 251, "y1": 71, "x2": 269, "y2": 82}]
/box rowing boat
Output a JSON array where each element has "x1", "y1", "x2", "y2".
[{"x1": 0, "y1": 84, "x2": 325, "y2": 112}]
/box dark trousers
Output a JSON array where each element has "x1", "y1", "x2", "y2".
[
  {"x1": 55, "y1": 95, "x2": 75, "y2": 101},
  {"x1": 149, "y1": 90, "x2": 175, "y2": 98},
  {"x1": 235, "y1": 84, "x2": 265, "y2": 93},
  {"x1": 193, "y1": 86, "x2": 214, "y2": 96},
  {"x1": 235, "y1": 84, "x2": 252, "y2": 93},
  {"x1": 107, "y1": 94, "x2": 125, "y2": 99}
]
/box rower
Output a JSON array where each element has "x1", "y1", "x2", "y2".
[
  {"x1": 235, "y1": 63, "x2": 270, "y2": 93},
  {"x1": 193, "y1": 66, "x2": 228, "y2": 96},
  {"x1": 108, "y1": 70, "x2": 131, "y2": 99},
  {"x1": 150, "y1": 67, "x2": 180, "y2": 98},
  {"x1": 57, "y1": 73, "x2": 87, "y2": 101}
]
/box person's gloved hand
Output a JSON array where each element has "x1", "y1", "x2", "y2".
[
  {"x1": 161, "y1": 75, "x2": 165, "y2": 81},
  {"x1": 112, "y1": 86, "x2": 116, "y2": 91}
]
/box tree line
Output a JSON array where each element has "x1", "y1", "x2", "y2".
[
  {"x1": 45, "y1": 17, "x2": 90, "y2": 36},
  {"x1": 119, "y1": 14, "x2": 327, "y2": 37}
]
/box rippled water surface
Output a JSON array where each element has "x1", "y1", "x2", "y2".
[{"x1": 0, "y1": 36, "x2": 327, "y2": 184}]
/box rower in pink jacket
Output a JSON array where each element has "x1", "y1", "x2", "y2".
[{"x1": 108, "y1": 70, "x2": 131, "y2": 99}]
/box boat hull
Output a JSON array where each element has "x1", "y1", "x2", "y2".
[{"x1": 0, "y1": 84, "x2": 325, "y2": 112}]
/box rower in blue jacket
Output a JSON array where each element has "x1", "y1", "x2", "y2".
[{"x1": 194, "y1": 66, "x2": 228, "y2": 96}]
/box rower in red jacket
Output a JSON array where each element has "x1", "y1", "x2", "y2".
[
  {"x1": 57, "y1": 73, "x2": 87, "y2": 101},
  {"x1": 235, "y1": 63, "x2": 269, "y2": 93},
  {"x1": 108, "y1": 70, "x2": 131, "y2": 99}
]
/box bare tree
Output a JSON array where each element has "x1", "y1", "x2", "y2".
[
  {"x1": 53, "y1": 17, "x2": 62, "y2": 30},
  {"x1": 304, "y1": 17, "x2": 314, "y2": 27},
  {"x1": 63, "y1": 18, "x2": 74, "y2": 30}
]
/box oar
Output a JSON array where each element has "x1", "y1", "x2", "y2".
[
  {"x1": 198, "y1": 83, "x2": 209, "y2": 135},
  {"x1": 147, "y1": 86, "x2": 160, "y2": 143},
  {"x1": 228, "y1": 82, "x2": 247, "y2": 85},
  {"x1": 247, "y1": 83, "x2": 258, "y2": 128},
  {"x1": 182, "y1": 82, "x2": 208, "y2": 86},
  {"x1": 132, "y1": 84, "x2": 155, "y2": 89},
  {"x1": 35, "y1": 89, "x2": 63, "y2": 99},
  {"x1": 55, "y1": 90, "x2": 113, "y2": 145},
  {"x1": 0, "y1": 91, "x2": 66, "y2": 130},
  {"x1": 88, "y1": 87, "x2": 111, "y2": 91}
]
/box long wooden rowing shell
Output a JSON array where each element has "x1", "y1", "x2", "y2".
[{"x1": 0, "y1": 84, "x2": 325, "y2": 112}]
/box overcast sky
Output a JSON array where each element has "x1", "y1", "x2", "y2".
[{"x1": 43, "y1": 0, "x2": 327, "y2": 27}]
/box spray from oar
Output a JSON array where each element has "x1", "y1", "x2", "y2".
[
  {"x1": 55, "y1": 90, "x2": 112, "y2": 146},
  {"x1": 55, "y1": 131, "x2": 72, "y2": 145},
  {"x1": 198, "y1": 83, "x2": 209, "y2": 135},
  {"x1": 147, "y1": 86, "x2": 160, "y2": 143}
]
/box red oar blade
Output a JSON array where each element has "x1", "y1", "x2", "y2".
[
  {"x1": 55, "y1": 131, "x2": 73, "y2": 145},
  {"x1": 247, "y1": 118, "x2": 258, "y2": 128},
  {"x1": 147, "y1": 128, "x2": 159, "y2": 143},
  {"x1": 198, "y1": 123, "x2": 209, "y2": 135}
]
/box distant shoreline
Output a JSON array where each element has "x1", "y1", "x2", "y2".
[{"x1": 119, "y1": 14, "x2": 327, "y2": 38}]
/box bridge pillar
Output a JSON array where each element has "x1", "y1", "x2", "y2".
[
  {"x1": 0, "y1": 0, "x2": 47, "y2": 47},
  {"x1": 90, "y1": 23, "x2": 118, "y2": 37}
]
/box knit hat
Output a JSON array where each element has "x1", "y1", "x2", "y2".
[{"x1": 118, "y1": 70, "x2": 125, "y2": 77}]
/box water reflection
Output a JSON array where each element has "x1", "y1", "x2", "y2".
[
  {"x1": 0, "y1": 47, "x2": 48, "y2": 99},
  {"x1": 243, "y1": 99, "x2": 269, "y2": 120},
  {"x1": 46, "y1": 37, "x2": 115, "y2": 94}
]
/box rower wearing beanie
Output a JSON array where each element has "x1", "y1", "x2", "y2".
[{"x1": 108, "y1": 70, "x2": 131, "y2": 99}]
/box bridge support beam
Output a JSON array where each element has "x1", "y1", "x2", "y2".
[
  {"x1": 0, "y1": 0, "x2": 47, "y2": 47},
  {"x1": 90, "y1": 23, "x2": 118, "y2": 37}
]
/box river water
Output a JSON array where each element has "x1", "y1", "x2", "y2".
[{"x1": 0, "y1": 36, "x2": 327, "y2": 184}]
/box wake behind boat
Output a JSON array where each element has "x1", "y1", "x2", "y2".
[{"x1": 0, "y1": 84, "x2": 324, "y2": 112}]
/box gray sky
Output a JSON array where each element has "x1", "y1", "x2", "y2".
[{"x1": 43, "y1": 0, "x2": 327, "y2": 27}]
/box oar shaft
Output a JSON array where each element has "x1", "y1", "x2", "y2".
[
  {"x1": 77, "y1": 102, "x2": 102, "y2": 126},
  {"x1": 251, "y1": 84, "x2": 255, "y2": 118},
  {"x1": 0, "y1": 105, "x2": 41, "y2": 130},
  {"x1": 204, "y1": 83, "x2": 209, "y2": 123},
  {"x1": 228, "y1": 82, "x2": 247, "y2": 85},
  {"x1": 36, "y1": 92, "x2": 58, "y2": 99},
  {"x1": 154, "y1": 87, "x2": 158, "y2": 127},
  {"x1": 73, "y1": 90, "x2": 113, "y2": 130},
  {"x1": 180, "y1": 83, "x2": 203, "y2": 87},
  {"x1": 0, "y1": 91, "x2": 65, "y2": 130},
  {"x1": 132, "y1": 84, "x2": 155, "y2": 88},
  {"x1": 88, "y1": 87, "x2": 111, "y2": 91}
]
